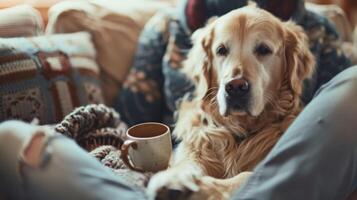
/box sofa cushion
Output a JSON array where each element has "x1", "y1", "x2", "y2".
[
  {"x1": 0, "y1": 32, "x2": 104, "y2": 124},
  {"x1": 0, "y1": 4, "x2": 44, "y2": 37},
  {"x1": 45, "y1": 0, "x2": 173, "y2": 105}
]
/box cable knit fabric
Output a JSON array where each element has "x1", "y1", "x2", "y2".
[
  {"x1": 55, "y1": 104, "x2": 124, "y2": 142},
  {"x1": 115, "y1": 0, "x2": 352, "y2": 126},
  {"x1": 54, "y1": 104, "x2": 152, "y2": 188}
]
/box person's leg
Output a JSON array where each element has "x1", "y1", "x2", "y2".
[
  {"x1": 232, "y1": 66, "x2": 357, "y2": 200},
  {"x1": 0, "y1": 120, "x2": 147, "y2": 200}
]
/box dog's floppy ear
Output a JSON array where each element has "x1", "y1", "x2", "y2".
[
  {"x1": 283, "y1": 21, "x2": 315, "y2": 95},
  {"x1": 182, "y1": 22, "x2": 216, "y2": 99}
]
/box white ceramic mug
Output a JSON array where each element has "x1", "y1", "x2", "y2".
[{"x1": 120, "y1": 122, "x2": 172, "y2": 172}]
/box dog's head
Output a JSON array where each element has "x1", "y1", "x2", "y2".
[{"x1": 183, "y1": 6, "x2": 315, "y2": 120}]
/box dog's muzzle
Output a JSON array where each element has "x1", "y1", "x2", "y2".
[
  {"x1": 226, "y1": 78, "x2": 250, "y2": 111},
  {"x1": 218, "y1": 78, "x2": 251, "y2": 116}
]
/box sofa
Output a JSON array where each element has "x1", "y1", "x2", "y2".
[{"x1": 0, "y1": 0, "x2": 356, "y2": 198}]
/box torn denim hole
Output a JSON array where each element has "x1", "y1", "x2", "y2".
[{"x1": 17, "y1": 130, "x2": 63, "y2": 184}]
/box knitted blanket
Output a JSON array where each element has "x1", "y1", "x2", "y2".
[{"x1": 54, "y1": 104, "x2": 153, "y2": 188}]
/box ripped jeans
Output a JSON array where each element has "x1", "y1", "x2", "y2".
[{"x1": 0, "y1": 123, "x2": 147, "y2": 200}]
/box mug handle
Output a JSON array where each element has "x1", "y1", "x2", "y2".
[{"x1": 120, "y1": 140, "x2": 144, "y2": 172}]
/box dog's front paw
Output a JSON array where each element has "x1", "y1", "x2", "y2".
[{"x1": 147, "y1": 168, "x2": 202, "y2": 199}]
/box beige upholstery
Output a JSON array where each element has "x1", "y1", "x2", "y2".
[
  {"x1": 46, "y1": 0, "x2": 173, "y2": 105},
  {"x1": 0, "y1": 4, "x2": 44, "y2": 37}
]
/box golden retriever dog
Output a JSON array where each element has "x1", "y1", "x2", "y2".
[{"x1": 148, "y1": 5, "x2": 315, "y2": 199}]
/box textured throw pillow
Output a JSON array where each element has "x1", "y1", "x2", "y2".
[
  {"x1": 0, "y1": 4, "x2": 44, "y2": 37},
  {"x1": 0, "y1": 32, "x2": 104, "y2": 124}
]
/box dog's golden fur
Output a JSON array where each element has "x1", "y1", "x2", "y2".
[{"x1": 148, "y1": 5, "x2": 316, "y2": 199}]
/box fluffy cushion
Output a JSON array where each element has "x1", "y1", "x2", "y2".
[
  {"x1": 45, "y1": 0, "x2": 173, "y2": 105},
  {"x1": 0, "y1": 4, "x2": 44, "y2": 37},
  {"x1": 0, "y1": 32, "x2": 104, "y2": 124}
]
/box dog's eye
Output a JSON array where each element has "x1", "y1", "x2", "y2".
[
  {"x1": 255, "y1": 43, "x2": 272, "y2": 56},
  {"x1": 216, "y1": 45, "x2": 229, "y2": 56}
]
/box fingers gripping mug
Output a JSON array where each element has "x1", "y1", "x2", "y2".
[{"x1": 120, "y1": 122, "x2": 172, "y2": 172}]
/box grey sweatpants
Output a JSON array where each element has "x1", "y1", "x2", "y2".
[{"x1": 1, "y1": 66, "x2": 357, "y2": 200}]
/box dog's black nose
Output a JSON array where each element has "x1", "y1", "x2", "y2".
[{"x1": 225, "y1": 78, "x2": 249, "y2": 97}]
